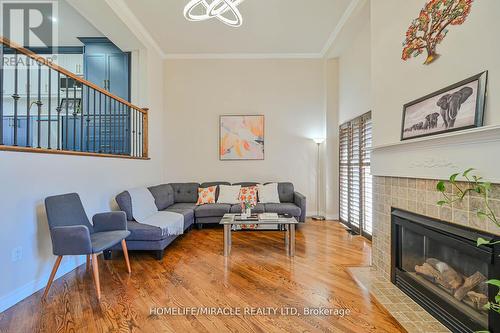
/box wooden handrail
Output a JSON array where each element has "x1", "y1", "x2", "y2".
[{"x1": 0, "y1": 36, "x2": 147, "y2": 114}]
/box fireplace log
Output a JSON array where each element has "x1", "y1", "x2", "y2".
[
  {"x1": 454, "y1": 271, "x2": 487, "y2": 301},
  {"x1": 415, "y1": 263, "x2": 443, "y2": 284},
  {"x1": 466, "y1": 291, "x2": 488, "y2": 310},
  {"x1": 426, "y1": 258, "x2": 463, "y2": 291}
]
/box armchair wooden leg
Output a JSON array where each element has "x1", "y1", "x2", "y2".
[
  {"x1": 121, "y1": 240, "x2": 131, "y2": 274},
  {"x1": 86, "y1": 254, "x2": 91, "y2": 271},
  {"x1": 42, "y1": 256, "x2": 63, "y2": 300},
  {"x1": 91, "y1": 254, "x2": 101, "y2": 300}
]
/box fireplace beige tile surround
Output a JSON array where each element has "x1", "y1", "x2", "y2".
[{"x1": 372, "y1": 176, "x2": 500, "y2": 280}]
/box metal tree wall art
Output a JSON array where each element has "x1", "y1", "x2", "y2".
[{"x1": 402, "y1": 0, "x2": 473, "y2": 65}]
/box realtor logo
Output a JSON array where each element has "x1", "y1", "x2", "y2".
[{"x1": 1, "y1": 0, "x2": 58, "y2": 48}]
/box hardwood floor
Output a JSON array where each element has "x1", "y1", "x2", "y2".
[{"x1": 0, "y1": 220, "x2": 405, "y2": 333}]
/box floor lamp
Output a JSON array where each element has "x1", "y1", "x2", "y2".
[{"x1": 312, "y1": 138, "x2": 325, "y2": 220}]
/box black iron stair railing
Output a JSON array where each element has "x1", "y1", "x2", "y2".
[{"x1": 0, "y1": 37, "x2": 149, "y2": 159}]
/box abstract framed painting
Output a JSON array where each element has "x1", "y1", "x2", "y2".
[
  {"x1": 401, "y1": 71, "x2": 487, "y2": 141},
  {"x1": 219, "y1": 115, "x2": 265, "y2": 160}
]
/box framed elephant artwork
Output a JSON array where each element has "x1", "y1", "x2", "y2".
[{"x1": 401, "y1": 71, "x2": 487, "y2": 140}]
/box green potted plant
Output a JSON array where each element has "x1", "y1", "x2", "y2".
[{"x1": 436, "y1": 168, "x2": 500, "y2": 329}]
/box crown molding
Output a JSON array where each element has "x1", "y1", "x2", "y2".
[
  {"x1": 164, "y1": 53, "x2": 323, "y2": 60},
  {"x1": 321, "y1": 0, "x2": 366, "y2": 57},
  {"x1": 106, "y1": 0, "x2": 364, "y2": 60},
  {"x1": 104, "y1": 0, "x2": 166, "y2": 58}
]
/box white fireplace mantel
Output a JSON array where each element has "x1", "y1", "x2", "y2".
[{"x1": 371, "y1": 125, "x2": 500, "y2": 183}]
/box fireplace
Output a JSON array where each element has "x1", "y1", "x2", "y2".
[{"x1": 391, "y1": 209, "x2": 500, "y2": 333}]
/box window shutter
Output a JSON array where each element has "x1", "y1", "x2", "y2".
[
  {"x1": 339, "y1": 112, "x2": 372, "y2": 238},
  {"x1": 361, "y1": 114, "x2": 372, "y2": 235},
  {"x1": 349, "y1": 118, "x2": 361, "y2": 229},
  {"x1": 339, "y1": 125, "x2": 350, "y2": 223}
]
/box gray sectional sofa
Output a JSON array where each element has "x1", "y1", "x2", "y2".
[{"x1": 110, "y1": 182, "x2": 306, "y2": 259}]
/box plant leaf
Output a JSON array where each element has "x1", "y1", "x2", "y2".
[
  {"x1": 486, "y1": 279, "x2": 500, "y2": 288},
  {"x1": 496, "y1": 294, "x2": 500, "y2": 303},
  {"x1": 437, "y1": 200, "x2": 447, "y2": 206},
  {"x1": 436, "y1": 181, "x2": 446, "y2": 192},
  {"x1": 449, "y1": 173, "x2": 460, "y2": 182},
  {"x1": 477, "y1": 237, "x2": 492, "y2": 246},
  {"x1": 463, "y1": 168, "x2": 474, "y2": 177}
]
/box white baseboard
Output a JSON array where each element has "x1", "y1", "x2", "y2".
[{"x1": 0, "y1": 256, "x2": 85, "y2": 313}]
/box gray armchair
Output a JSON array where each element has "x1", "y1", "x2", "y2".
[{"x1": 43, "y1": 193, "x2": 131, "y2": 300}]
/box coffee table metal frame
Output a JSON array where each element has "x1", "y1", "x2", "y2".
[{"x1": 219, "y1": 214, "x2": 298, "y2": 257}]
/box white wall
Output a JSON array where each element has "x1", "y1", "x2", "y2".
[
  {"x1": 371, "y1": 0, "x2": 500, "y2": 147},
  {"x1": 56, "y1": 0, "x2": 103, "y2": 46},
  {"x1": 338, "y1": 3, "x2": 371, "y2": 125},
  {"x1": 164, "y1": 59, "x2": 326, "y2": 214},
  {"x1": 370, "y1": 0, "x2": 500, "y2": 180},
  {"x1": 0, "y1": 1, "x2": 165, "y2": 313},
  {"x1": 323, "y1": 1, "x2": 371, "y2": 219},
  {"x1": 325, "y1": 59, "x2": 339, "y2": 219}
]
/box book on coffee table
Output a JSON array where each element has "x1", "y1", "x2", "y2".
[
  {"x1": 234, "y1": 214, "x2": 259, "y2": 221},
  {"x1": 259, "y1": 213, "x2": 279, "y2": 220}
]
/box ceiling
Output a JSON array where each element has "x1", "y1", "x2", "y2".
[{"x1": 121, "y1": 0, "x2": 353, "y2": 56}]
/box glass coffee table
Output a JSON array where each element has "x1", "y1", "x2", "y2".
[{"x1": 219, "y1": 214, "x2": 298, "y2": 257}]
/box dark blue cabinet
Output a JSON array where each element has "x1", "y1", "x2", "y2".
[
  {"x1": 72, "y1": 38, "x2": 131, "y2": 154},
  {"x1": 80, "y1": 38, "x2": 130, "y2": 101},
  {"x1": 2, "y1": 116, "x2": 34, "y2": 147}
]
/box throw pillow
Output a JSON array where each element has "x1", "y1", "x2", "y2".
[
  {"x1": 196, "y1": 186, "x2": 216, "y2": 205},
  {"x1": 239, "y1": 186, "x2": 258, "y2": 206},
  {"x1": 217, "y1": 185, "x2": 241, "y2": 204},
  {"x1": 257, "y1": 183, "x2": 281, "y2": 203}
]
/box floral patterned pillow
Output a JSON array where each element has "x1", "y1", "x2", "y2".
[
  {"x1": 239, "y1": 186, "x2": 258, "y2": 206},
  {"x1": 196, "y1": 186, "x2": 216, "y2": 205}
]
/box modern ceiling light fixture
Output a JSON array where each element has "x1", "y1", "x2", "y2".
[{"x1": 183, "y1": 0, "x2": 245, "y2": 28}]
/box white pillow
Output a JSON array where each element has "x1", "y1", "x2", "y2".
[
  {"x1": 257, "y1": 183, "x2": 281, "y2": 203},
  {"x1": 217, "y1": 185, "x2": 241, "y2": 204}
]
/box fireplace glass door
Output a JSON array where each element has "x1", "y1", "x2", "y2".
[{"x1": 400, "y1": 225, "x2": 489, "y2": 328}]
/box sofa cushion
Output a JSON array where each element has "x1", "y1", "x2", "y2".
[
  {"x1": 230, "y1": 203, "x2": 265, "y2": 214},
  {"x1": 169, "y1": 203, "x2": 197, "y2": 210},
  {"x1": 115, "y1": 191, "x2": 134, "y2": 221},
  {"x1": 195, "y1": 204, "x2": 231, "y2": 218},
  {"x1": 264, "y1": 182, "x2": 295, "y2": 203},
  {"x1": 125, "y1": 221, "x2": 166, "y2": 241},
  {"x1": 258, "y1": 183, "x2": 281, "y2": 203},
  {"x1": 217, "y1": 185, "x2": 241, "y2": 204},
  {"x1": 264, "y1": 203, "x2": 301, "y2": 217},
  {"x1": 170, "y1": 183, "x2": 200, "y2": 203},
  {"x1": 148, "y1": 184, "x2": 174, "y2": 210},
  {"x1": 239, "y1": 186, "x2": 258, "y2": 206},
  {"x1": 200, "y1": 181, "x2": 231, "y2": 201},
  {"x1": 164, "y1": 208, "x2": 194, "y2": 229},
  {"x1": 196, "y1": 186, "x2": 217, "y2": 205}
]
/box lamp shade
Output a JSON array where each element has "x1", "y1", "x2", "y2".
[{"x1": 313, "y1": 138, "x2": 325, "y2": 144}]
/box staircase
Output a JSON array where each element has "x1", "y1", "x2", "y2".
[{"x1": 0, "y1": 37, "x2": 149, "y2": 159}]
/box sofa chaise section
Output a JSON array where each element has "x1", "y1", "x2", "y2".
[{"x1": 112, "y1": 184, "x2": 196, "y2": 259}]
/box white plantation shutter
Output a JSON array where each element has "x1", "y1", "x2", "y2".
[
  {"x1": 349, "y1": 118, "x2": 361, "y2": 230},
  {"x1": 361, "y1": 114, "x2": 372, "y2": 236},
  {"x1": 339, "y1": 112, "x2": 372, "y2": 238},
  {"x1": 339, "y1": 125, "x2": 350, "y2": 223}
]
